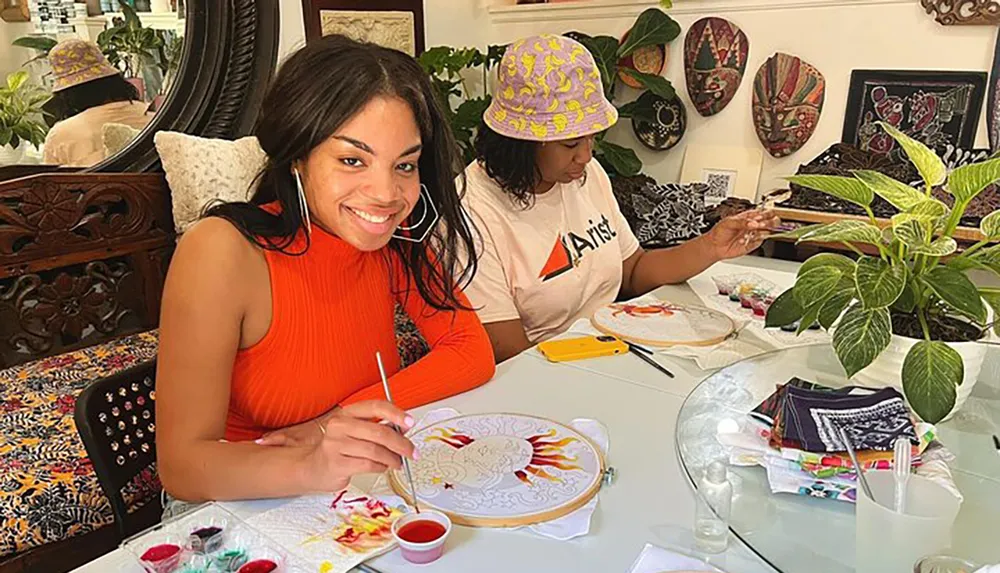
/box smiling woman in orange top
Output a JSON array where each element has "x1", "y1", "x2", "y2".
[{"x1": 155, "y1": 35, "x2": 495, "y2": 505}]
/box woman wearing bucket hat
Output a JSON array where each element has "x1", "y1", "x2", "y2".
[
  {"x1": 42, "y1": 38, "x2": 152, "y2": 167},
  {"x1": 461, "y1": 34, "x2": 778, "y2": 362}
]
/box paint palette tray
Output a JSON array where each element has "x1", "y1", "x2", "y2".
[
  {"x1": 121, "y1": 503, "x2": 309, "y2": 573},
  {"x1": 710, "y1": 273, "x2": 778, "y2": 317}
]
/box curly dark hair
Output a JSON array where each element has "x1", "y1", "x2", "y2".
[
  {"x1": 48, "y1": 75, "x2": 140, "y2": 122},
  {"x1": 204, "y1": 34, "x2": 477, "y2": 311},
  {"x1": 473, "y1": 119, "x2": 541, "y2": 209}
]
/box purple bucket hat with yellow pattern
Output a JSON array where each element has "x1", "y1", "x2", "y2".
[
  {"x1": 50, "y1": 38, "x2": 121, "y2": 93},
  {"x1": 484, "y1": 34, "x2": 618, "y2": 142}
]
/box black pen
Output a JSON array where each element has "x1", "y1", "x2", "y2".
[
  {"x1": 626, "y1": 343, "x2": 674, "y2": 378},
  {"x1": 627, "y1": 341, "x2": 654, "y2": 356},
  {"x1": 993, "y1": 434, "x2": 999, "y2": 457},
  {"x1": 356, "y1": 564, "x2": 383, "y2": 573}
]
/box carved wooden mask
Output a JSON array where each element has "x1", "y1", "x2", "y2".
[
  {"x1": 752, "y1": 53, "x2": 825, "y2": 158},
  {"x1": 920, "y1": 0, "x2": 1000, "y2": 25},
  {"x1": 683, "y1": 17, "x2": 750, "y2": 117}
]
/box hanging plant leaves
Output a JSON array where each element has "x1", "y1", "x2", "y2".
[
  {"x1": 595, "y1": 140, "x2": 641, "y2": 176},
  {"x1": 617, "y1": 8, "x2": 681, "y2": 59},
  {"x1": 619, "y1": 69, "x2": 676, "y2": 100}
]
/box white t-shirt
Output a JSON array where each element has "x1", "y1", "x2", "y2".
[{"x1": 460, "y1": 159, "x2": 640, "y2": 344}]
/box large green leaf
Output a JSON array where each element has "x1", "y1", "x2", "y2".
[
  {"x1": 879, "y1": 122, "x2": 946, "y2": 189},
  {"x1": 617, "y1": 8, "x2": 681, "y2": 58},
  {"x1": 796, "y1": 302, "x2": 824, "y2": 334},
  {"x1": 818, "y1": 285, "x2": 855, "y2": 329},
  {"x1": 579, "y1": 35, "x2": 619, "y2": 98},
  {"x1": 798, "y1": 253, "x2": 856, "y2": 278},
  {"x1": 794, "y1": 267, "x2": 844, "y2": 308},
  {"x1": 892, "y1": 278, "x2": 917, "y2": 314},
  {"x1": 785, "y1": 174, "x2": 872, "y2": 208},
  {"x1": 902, "y1": 341, "x2": 962, "y2": 424},
  {"x1": 980, "y1": 289, "x2": 1000, "y2": 336},
  {"x1": 798, "y1": 220, "x2": 883, "y2": 245},
  {"x1": 833, "y1": 303, "x2": 892, "y2": 377},
  {"x1": 910, "y1": 237, "x2": 958, "y2": 257},
  {"x1": 851, "y1": 169, "x2": 924, "y2": 210},
  {"x1": 892, "y1": 218, "x2": 930, "y2": 247},
  {"x1": 595, "y1": 140, "x2": 641, "y2": 176},
  {"x1": 619, "y1": 69, "x2": 676, "y2": 100},
  {"x1": 948, "y1": 157, "x2": 1000, "y2": 204},
  {"x1": 923, "y1": 266, "x2": 988, "y2": 323},
  {"x1": 12, "y1": 36, "x2": 57, "y2": 53},
  {"x1": 981, "y1": 210, "x2": 1000, "y2": 240},
  {"x1": 765, "y1": 288, "x2": 803, "y2": 328},
  {"x1": 617, "y1": 92, "x2": 659, "y2": 124},
  {"x1": 855, "y1": 256, "x2": 906, "y2": 309},
  {"x1": 907, "y1": 199, "x2": 949, "y2": 218}
]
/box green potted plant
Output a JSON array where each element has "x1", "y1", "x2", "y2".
[
  {"x1": 766, "y1": 121, "x2": 1000, "y2": 423},
  {"x1": 562, "y1": 5, "x2": 680, "y2": 178},
  {"x1": 0, "y1": 70, "x2": 51, "y2": 164},
  {"x1": 97, "y1": 1, "x2": 166, "y2": 97}
]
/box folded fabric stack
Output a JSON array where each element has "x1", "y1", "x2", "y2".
[{"x1": 720, "y1": 377, "x2": 935, "y2": 503}]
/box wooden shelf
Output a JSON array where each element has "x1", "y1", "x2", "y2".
[{"x1": 773, "y1": 207, "x2": 985, "y2": 243}]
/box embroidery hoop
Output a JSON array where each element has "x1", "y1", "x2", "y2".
[
  {"x1": 590, "y1": 301, "x2": 736, "y2": 347},
  {"x1": 388, "y1": 413, "x2": 605, "y2": 527}
]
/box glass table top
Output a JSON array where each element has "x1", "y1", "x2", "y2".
[{"x1": 675, "y1": 344, "x2": 1000, "y2": 573}]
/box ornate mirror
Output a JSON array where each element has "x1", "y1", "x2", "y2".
[{"x1": 0, "y1": 0, "x2": 277, "y2": 174}]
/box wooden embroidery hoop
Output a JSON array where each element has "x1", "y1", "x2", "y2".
[
  {"x1": 388, "y1": 413, "x2": 606, "y2": 528},
  {"x1": 590, "y1": 302, "x2": 736, "y2": 348}
]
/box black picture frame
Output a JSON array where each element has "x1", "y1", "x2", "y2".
[
  {"x1": 841, "y1": 69, "x2": 987, "y2": 155},
  {"x1": 97, "y1": 0, "x2": 280, "y2": 173}
]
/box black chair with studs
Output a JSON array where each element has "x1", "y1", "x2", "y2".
[{"x1": 75, "y1": 359, "x2": 162, "y2": 538}]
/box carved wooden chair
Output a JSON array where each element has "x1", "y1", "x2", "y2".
[{"x1": 74, "y1": 360, "x2": 161, "y2": 539}]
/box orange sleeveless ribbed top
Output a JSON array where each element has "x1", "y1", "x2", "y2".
[{"x1": 224, "y1": 223, "x2": 495, "y2": 442}]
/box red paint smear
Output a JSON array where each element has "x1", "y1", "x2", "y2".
[
  {"x1": 330, "y1": 490, "x2": 347, "y2": 508},
  {"x1": 140, "y1": 544, "x2": 180, "y2": 562},
  {"x1": 238, "y1": 559, "x2": 278, "y2": 573},
  {"x1": 514, "y1": 470, "x2": 532, "y2": 485}
]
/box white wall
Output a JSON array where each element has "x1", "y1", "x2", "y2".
[
  {"x1": 0, "y1": 21, "x2": 38, "y2": 80},
  {"x1": 278, "y1": 0, "x2": 306, "y2": 63},
  {"x1": 424, "y1": 0, "x2": 998, "y2": 200}
]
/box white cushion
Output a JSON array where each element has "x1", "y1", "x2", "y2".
[{"x1": 154, "y1": 131, "x2": 268, "y2": 233}]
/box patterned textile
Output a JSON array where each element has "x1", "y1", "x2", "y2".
[
  {"x1": 613, "y1": 180, "x2": 707, "y2": 249},
  {"x1": 0, "y1": 331, "x2": 160, "y2": 559},
  {"x1": 778, "y1": 385, "x2": 917, "y2": 453},
  {"x1": 484, "y1": 34, "x2": 618, "y2": 142},
  {"x1": 0, "y1": 308, "x2": 429, "y2": 559},
  {"x1": 48, "y1": 38, "x2": 120, "y2": 92}
]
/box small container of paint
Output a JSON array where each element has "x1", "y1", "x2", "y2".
[
  {"x1": 187, "y1": 516, "x2": 228, "y2": 554},
  {"x1": 391, "y1": 510, "x2": 452, "y2": 565},
  {"x1": 711, "y1": 275, "x2": 736, "y2": 296},
  {"x1": 136, "y1": 535, "x2": 186, "y2": 573}
]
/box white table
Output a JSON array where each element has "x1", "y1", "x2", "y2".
[{"x1": 73, "y1": 256, "x2": 794, "y2": 573}]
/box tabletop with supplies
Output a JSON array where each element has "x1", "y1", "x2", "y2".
[{"x1": 72, "y1": 256, "x2": 1000, "y2": 573}]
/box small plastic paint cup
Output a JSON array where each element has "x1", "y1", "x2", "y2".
[
  {"x1": 391, "y1": 510, "x2": 452, "y2": 565},
  {"x1": 139, "y1": 541, "x2": 184, "y2": 573}
]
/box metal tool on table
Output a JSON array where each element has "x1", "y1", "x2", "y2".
[
  {"x1": 625, "y1": 341, "x2": 675, "y2": 378},
  {"x1": 376, "y1": 351, "x2": 420, "y2": 514},
  {"x1": 838, "y1": 424, "x2": 874, "y2": 500}
]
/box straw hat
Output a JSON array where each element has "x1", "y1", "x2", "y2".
[
  {"x1": 49, "y1": 38, "x2": 121, "y2": 92},
  {"x1": 483, "y1": 34, "x2": 617, "y2": 142}
]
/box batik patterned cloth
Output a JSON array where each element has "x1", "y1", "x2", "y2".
[
  {"x1": 612, "y1": 181, "x2": 707, "y2": 249},
  {"x1": 0, "y1": 331, "x2": 160, "y2": 559},
  {"x1": 779, "y1": 385, "x2": 917, "y2": 453}
]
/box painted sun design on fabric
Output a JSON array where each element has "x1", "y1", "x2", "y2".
[
  {"x1": 609, "y1": 302, "x2": 686, "y2": 318},
  {"x1": 424, "y1": 427, "x2": 582, "y2": 487}
]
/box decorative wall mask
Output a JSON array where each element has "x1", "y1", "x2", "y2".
[
  {"x1": 751, "y1": 53, "x2": 825, "y2": 158},
  {"x1": 631, "y1": 92, "x2": 687, "y2": 151},
  {"x1": 920, "y1": 0, "x2": 1000, "y2": 25},
  {"x1": 618, "y1": 30, "x2": 667, "y2": 89},
  {"x1": 683, "y1": 17, "x2": 750, "y2": 117},
  {"x1": 842, "y1": 70, "x2": 986, "y2": 160}
]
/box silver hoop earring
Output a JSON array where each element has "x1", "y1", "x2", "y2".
[
  {"x1": 293, "y1": 168, "x2": 311, "y2": 235},
  {"x1": 393, "y1": 184, "x2": 440, "y2": 243}
]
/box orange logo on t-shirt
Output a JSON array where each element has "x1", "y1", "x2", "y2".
[{"x1": 538, "y1": 236, "x2": 574, "y2": 281}]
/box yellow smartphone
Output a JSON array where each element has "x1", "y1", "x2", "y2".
[{"x1": 537, "y1": 335, "x2": 628, "y2": 362}]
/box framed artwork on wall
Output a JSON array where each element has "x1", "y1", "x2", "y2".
[
  {"x1": 841, "y1": 70, "x2": 986, "y2": 159},
  {"x1": 301, "y1": 0, "x2": 425, "y2": 56},
  {"x1": 679, "y1": 144, "x2": 763, "y2": 206}
]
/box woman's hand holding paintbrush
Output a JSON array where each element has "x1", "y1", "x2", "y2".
[
  {"x1": 294, "y1": 400, "x2": 417, "y2": 493},
  {"x1": 705, "y1": 208, "x2": 782, "y2": 258}
]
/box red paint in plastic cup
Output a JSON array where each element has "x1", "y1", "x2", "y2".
[{"x1": 391, "y1": 510, "x2": 452, "y2": 565}]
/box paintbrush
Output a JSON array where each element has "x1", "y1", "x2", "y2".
[
  {"x1": 838, "y1": 425, "x2": 874, "y2": 500},
  {"x1": 376, "y1": 351, "x2": 421, "y2": 514}
]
